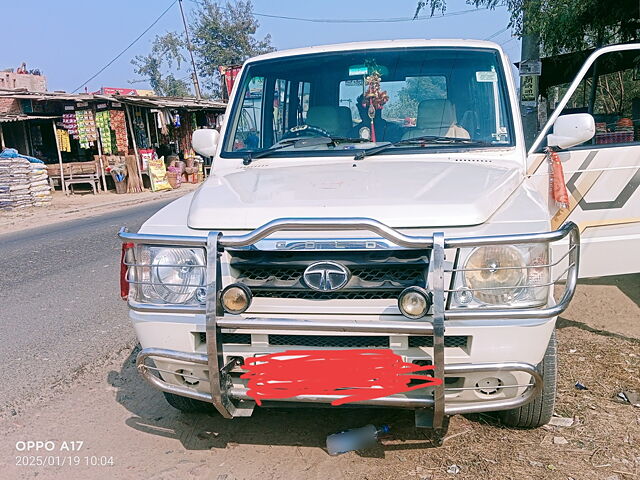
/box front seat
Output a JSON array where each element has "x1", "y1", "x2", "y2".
[
  {"x1": 402, "y1": 99, "x2": 470, "y2": 140},
  {"x1": 306, "y1": 106, "x2": 352, "y2": 137}
]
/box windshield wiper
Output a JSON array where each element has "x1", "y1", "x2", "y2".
[
  {"x1": 354, "y1": 136, "x2": 492, "y2": 160},
  {"x1": 243, "y1": 136, "x2": 370, "y2": 165}
]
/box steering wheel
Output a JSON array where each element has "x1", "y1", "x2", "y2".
[{"x1": 281, "y1": 124, "x2": 331, "y2": 140}]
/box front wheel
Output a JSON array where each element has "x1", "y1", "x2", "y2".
[
  {"x1": 163, "y1": 392, "x2": 216, "y2": 413},
  {"x1": 497, "y1": 330, "x2": 557, "y2": 428}
]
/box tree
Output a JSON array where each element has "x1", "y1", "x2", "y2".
[
  {"x1": 132, "y1": 32, "x2": 191, "y2": 96},
  {"x1": 190, "y1": 0, "x2": 274, "y2": 95},
  {"x1": 414, "y1": 0, "x2": 640, "y2": 54},
  {"x1": 131, "y1": 0, "x2": 274, "y2": 98}
]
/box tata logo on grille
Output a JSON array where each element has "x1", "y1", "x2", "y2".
[{"x1": 303, "y1": 262, "x2": 350, "y2": 291}]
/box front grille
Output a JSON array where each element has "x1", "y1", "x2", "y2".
[
  {"x1": 268, "y1": 335, "x2": 389, "y2": 348},
  {"x1": 240, "y1": 265, "x2": 426, "y2": 285},
  {"x1": 409, "y1": 336, "x2": 469, "y2": 348},
  {"x1": 203, "y1": 333, "x2": 469, "y2": 349},
  {"x1": 251, "y1": 290, "x2": 397, "y2": 300},
  {"x1": 229, "y1": 249, "x2": 429, "y2": 300}
]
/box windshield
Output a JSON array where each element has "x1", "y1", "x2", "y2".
[{"x1": 222, "y1": 47, "x2": 514, "y2": 158}]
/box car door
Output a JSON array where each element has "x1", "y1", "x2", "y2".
[{"x1": 527, "y1": 44, "x2": 640, "y2": 278}]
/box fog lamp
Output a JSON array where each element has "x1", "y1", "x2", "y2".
[
  {"x1": 398, "y1": 287, "x2": 432, "y2": 319},
  {"x1": 221, "y1": 284, "x2": 252, "y2": 314}
]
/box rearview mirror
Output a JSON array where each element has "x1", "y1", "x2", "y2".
[
  {"x1": 192, "y1": 128, "x2": 220, "y2": 157},
  {"x1": 547, "y1": 113, "x2": 595, "y2": 150}
]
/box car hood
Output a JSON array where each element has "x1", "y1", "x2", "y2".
[{"x1": 187, "y1": 159, "x2": 522, "y2": 229}]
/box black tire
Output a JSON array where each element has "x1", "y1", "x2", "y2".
[
  {"x1": 162, "y1": 392, "x2": 216, "y2": 413},
  {"x1": 498, "y1": 330, "x2": 557, "y2": 428}
]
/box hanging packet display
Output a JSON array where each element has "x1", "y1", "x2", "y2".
[{"x1": 95, "y1": 110, "x2": 113, "y2": 154}]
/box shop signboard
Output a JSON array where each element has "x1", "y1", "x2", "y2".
[
  {"x1": 520, "y1": 75, "x2": 539, "y2": 108},
  {"x1": 95, "y1": 87, "x2": 156, "y2": 96},
  {"x1": 519, "y1": 60, "x2": 542, "y2": 76},
  {"x1": 219, "y1": 65, "x2": 242, "y2": 97}
]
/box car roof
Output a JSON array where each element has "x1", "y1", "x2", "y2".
[{"x1": 247, "y1": 39, "x2": 503, "y2": 63}]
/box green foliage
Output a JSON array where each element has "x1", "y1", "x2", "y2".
[
  {"x1": 131, "y1": 32, "x2": 191, "y2": 96},
  {"x1": 415, "y1": 0, "x2": 639, "y2": 55},
  {"x1": 560, "y1": 64, "x2": 640, "y2": 117},
  {"x1": 191, "y1": 0, "x2": 274, "y2": 95},
  {"x1": 384, "y1": 76, "x2": 447, "y2": 120},
  {"x1": 132, "y1": 0, "x2": 274, "y2": 98}
]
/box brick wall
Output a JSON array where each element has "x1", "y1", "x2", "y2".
[
  {"x1": 0, "y1": 98, "x2": 21, "y2": 114},
  {"x1": 0, "y1": 72, "x2": 47, "y2": 92}
]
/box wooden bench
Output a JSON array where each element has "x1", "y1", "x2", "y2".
[
  {"x1": 64, "y1": 172, "x2": 100, "y2": 195},
  {"x1": 46, "y1": 161, "x2": 102, "y2": 195}
]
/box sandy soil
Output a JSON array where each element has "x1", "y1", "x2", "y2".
[
  {"x1": 0, "y1": 183, "x2": 199, "y2": 235},
  {"x1": 1, "y1": 277, "x2": 638, "y2": 480}
]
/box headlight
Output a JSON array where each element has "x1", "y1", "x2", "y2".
[
  {"x1": 130, "y1": 246, "x2": 206, "y2": 305},
  {"x1": 453, "y1": 244, "x2": 549, "y2": 307},
  {"x1": 463, "y1": 246, "x2": 526, "y2": 304}
]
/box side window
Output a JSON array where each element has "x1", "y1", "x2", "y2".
[
  {"x1": 550, "y1": 52, "x2": 640, "y2": 147},
  {"x1": 298, "y1": 81, "x2": 310, "y2": 124},
  {"x1": 273, "y1": 79, "x2": 288, "y2": 142},
  {"x1": 339, "y1": 79, "x2": 365, "y2": 122},
  {"x1": 231, "y1": 76, "x2": 263, "y2": 151},
  {"x1": 272, "y1": 79, "x2": 312, "y2": 144},
  {"x1": 383, "y1": 76, "x2": 447, "y2": 125}
]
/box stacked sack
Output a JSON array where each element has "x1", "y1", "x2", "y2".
[
  {"x1": 0, "y1": 157, "x2": 33, "y2": 209},
  {"x1": 0, "y1": 157, "x2": 52, "y2": 210},
  {"x1": 29, "y1": 162, "x2": 52, "y2": 207}
]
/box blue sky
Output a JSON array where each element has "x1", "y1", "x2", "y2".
[{"x1": 0, "y1": 0, "x2": 520, "y2": 93}]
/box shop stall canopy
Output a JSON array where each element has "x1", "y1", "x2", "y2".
[{"x1": 0, "y1": 89, "x2": 226, "y2": 195}]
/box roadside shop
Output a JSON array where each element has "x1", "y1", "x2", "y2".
[{"x1": 0, "y1": 90, "x2": 226, "y2": 197}]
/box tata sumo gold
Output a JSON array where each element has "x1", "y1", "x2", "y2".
[{"x1": 119, "y1": 40, "x2": 640, "y2": 441}]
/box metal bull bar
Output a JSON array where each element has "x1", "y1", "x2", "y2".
[{"x1": 120, "y1": 218, "x2": 580, "y2": 426}]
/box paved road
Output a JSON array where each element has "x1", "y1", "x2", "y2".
[{"x1": 0, "y1": 200, "x2": 172, "y2": 413}]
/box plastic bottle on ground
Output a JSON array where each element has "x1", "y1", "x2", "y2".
[{"x1": 326, "y1": 424, "x2": 390, "y2": 455}]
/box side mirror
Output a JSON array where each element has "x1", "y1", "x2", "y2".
[
  {"x1": 192, "y1": 128, "x2": 220, "y2": 157},
  {"x1": 547, "y1": 113, "x2": 595, "y2": 149}
]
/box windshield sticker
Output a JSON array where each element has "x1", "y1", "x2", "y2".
[
  {"x1": 492, "y1": 126, "x2": 509, "y2": 143},
  {"x1": 476, "y1": 71, "x2": 498, "y2": 83},
  {"x1": 349, "y1": 65, "x2": 369, "y2": 76}
]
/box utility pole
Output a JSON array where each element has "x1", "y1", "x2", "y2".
[
  {"x1": 519, "y1": 0, "x2": 541, "y2": 150},
  {"x1": 178, "y1": 0, "x2": 202, "y2": 100}
]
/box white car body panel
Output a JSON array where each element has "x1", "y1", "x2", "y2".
[
  {"x1": 122, "y1": 39, "x2": 640, "y2": 421},
  {"x1": 187, "y1": 157, "x2": 522, "y2": 230}
]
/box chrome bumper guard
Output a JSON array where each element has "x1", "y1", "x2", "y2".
[{"x1": 120, "y1": 218, "x2": 580, "y2": 426}]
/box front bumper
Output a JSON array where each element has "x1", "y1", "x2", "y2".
[
  {"x1": 137, "y1": 346, "x2": 543, "y2": 415},
  {"x1": 120, "y1": 217, "x2": 580, "y2": 427}
]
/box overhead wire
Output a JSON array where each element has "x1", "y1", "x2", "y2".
[
  {"x1": 71, "y1": 0, "x2": 178, "y2": 93},
  {"x1": 249, "y1": 8, "x2": 480, "y2": 23},
  {"x1": 187, "y1": 0, "x2": 487, "y2": 24},
  {"x1": 485, "y1": 26, "x2": 509, "y2": 40}
]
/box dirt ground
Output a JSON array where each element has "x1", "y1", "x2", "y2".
[
  {"x1": 0, "y1": 183, "x2": 198, "y2": 235},
  {"x1": 1, "y1": 275, "x2": 638, "y2": 480}
]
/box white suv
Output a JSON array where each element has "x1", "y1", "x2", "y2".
[{"x1": 119, "y1": 40, "x2": 640, "y2": 440}]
